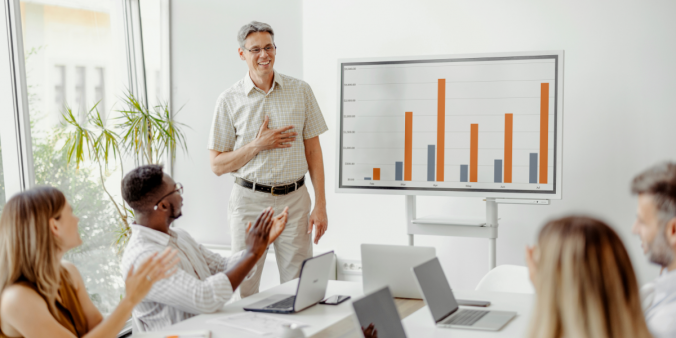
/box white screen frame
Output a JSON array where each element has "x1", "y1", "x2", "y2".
[{"x1": 334, "y1": 50, "x2": 564, "y2": 199}]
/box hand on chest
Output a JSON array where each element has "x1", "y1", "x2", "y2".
[{"x1": 235, "y1": 93, "x2": 306, "y2": 140}]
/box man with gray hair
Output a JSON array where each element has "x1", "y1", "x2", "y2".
[
  {"x1": 631, "y1": 162, "x2": 676, "y2": 338},
  {"x1": 208, "y1": 21, "x2": 329, "y2": 297}
]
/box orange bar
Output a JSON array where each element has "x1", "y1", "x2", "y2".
[
  {"x1": 539, "y1": 83, "x2": 549, "y2": 184},
  {"x1": 437, "y1": 79, "x2": 445, "y2": 182},
  {"x1": 504, "y1": 114, "x2": 513, "y2": 183},
  {"x1": 373, "y1": 168, "x2": 381, "y2": 180},
  {"x1": 405, "y1": 112, "x2": 413, "y2": 181},
  {"x1": 470, "y1": 124, "x2": 478, "y2": 182}
]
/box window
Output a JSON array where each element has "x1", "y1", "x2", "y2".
[
  {"x1": 75, "y1": 66, "x2": 86, "y2": 118},
  {"x1": 54, "y1": 65, "x2": 66, "y2": 123},
  {"x1": 20, "y1": 0, "x2": 127, "y2": 315},
  {"x1": 94, "y1": 67, "x2": 106, "y2": 121},
  {"x1": 155, "y1": 70, "x2": 161, "y2": 102},
  {"x1": 139, "y1": 0, "x2": 164, "y2": 107}
]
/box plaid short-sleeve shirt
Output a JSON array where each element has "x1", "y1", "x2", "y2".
[{"x1": 208, "y1": 71, "x2": 328, "y2": 185}]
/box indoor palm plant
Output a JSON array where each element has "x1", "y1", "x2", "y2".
[{"x1": 61, "y1": 92, "x2": 188, "y2": 251}]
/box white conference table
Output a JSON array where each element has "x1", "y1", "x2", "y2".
[
  {"x1": 164, "y1": 280, "x2": 363, "y2": 337},
  {"x1": 160, "y1": 280, "x2": 534, "y2": 338}
]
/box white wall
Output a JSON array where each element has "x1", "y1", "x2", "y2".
[
  {"x1": 304, "y1": 0, "x2": 676, "y2": 289},
  {"x1": 170, "y1": 0, "x2": 303, "y2": 245}
]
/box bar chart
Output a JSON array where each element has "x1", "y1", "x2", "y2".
[{"x1": 339, "y1": 55, "x2": 559, "y2": 194}]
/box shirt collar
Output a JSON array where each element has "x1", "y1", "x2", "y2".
[
  {"x1": 130, "y1": 223, "x2": 173, "y2": 246},
  {"x1": 243, "y1": 70, "x2": 283, "y2": 95}
]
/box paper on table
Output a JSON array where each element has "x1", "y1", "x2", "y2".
[
  {"x1": 134, "y1": 330, "x2": 211, "y2": 338},
  {"x1": 207, "y1": 312, "x2": 308, "y2": 335}
]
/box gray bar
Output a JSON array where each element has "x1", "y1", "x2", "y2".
[
  {"x1": 494, "y1": 159, "x2": 502, "y2": 183},
  {"x1": 460, "y1": 165, "x2": 468, "y2": 182},
  {"x1": 529, "y1": 153, "x2": 537, "y2": 184},
  {"x1": 427, "y1": 145, "x2": 435, "y2": 181},
  {"x1": 395, "y1": 162, "x2": 403, "y2": 181},
  {"x1": 364, "y1": 177, "x2": 372, "y2": 180}
]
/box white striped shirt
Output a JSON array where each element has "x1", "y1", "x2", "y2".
[
  {"x1": 121, "y1": 224, "x2": 256, "y2": 332},
  {"x1": 642, "y1": 269, "x2": 676, "y2": 338},
  {"x1": 207, "y1": 70, "x2": 328, "y2": 185}
]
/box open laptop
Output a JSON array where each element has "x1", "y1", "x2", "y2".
[
  {"x1": 362, "y1": 244, "x2": 436, "y2": 299},
  {"x1": 244, "y1": 251, "x2": 333, "y2": 314},
  {"x1": 412, "y1": 258, "x2": 516, "y2": 331},
  {"x1": 352, "y1": 287, "x2": 407, "y2": 338}
]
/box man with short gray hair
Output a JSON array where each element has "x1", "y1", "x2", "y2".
[
  {"x1": 631, "y1": 162, "x2": 676, "y2": 338},
  {"x1": 208, "y1": 21, "x2": 329, "y2": 297}
]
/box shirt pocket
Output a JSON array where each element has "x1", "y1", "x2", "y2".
[
  {"x1": 233, "y1": 99, "x2": 265, "y2": 146},
  {"x1": 270, "y1": 98, "x2": 305, "y2": 139}
]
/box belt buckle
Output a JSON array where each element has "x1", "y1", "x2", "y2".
[
  {"x1": 271, "y1": 184, "x2": 289, "y2": 196},
  {"x1": 272, "y1": 185, "x2": 286, "y2": 196}
]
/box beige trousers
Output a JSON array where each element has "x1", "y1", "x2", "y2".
[{"x1": 229, "y1": 183, "x2": 313, "y2": 297}]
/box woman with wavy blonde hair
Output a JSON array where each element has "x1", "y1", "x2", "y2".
[
  {"x1": 525, "y1": 216, "x2": 652, "y2": 338},
  {"x1": 0, "y1": 186, "x2": 178, "y2": 338}
]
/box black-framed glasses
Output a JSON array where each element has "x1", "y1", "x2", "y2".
[
  {"x1": 243, "y1": 44, "x2": 276, "y2": 55},
  {"x1": 154, "y1": 183, "x2": 183, "y2": 210}
]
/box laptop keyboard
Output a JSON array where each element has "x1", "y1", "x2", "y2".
[
  {"x1": 445, "y1": 309, "x2": 489, "y2": 326},
  {"x1": 264, "y1": 296, "x2": 295, "y2": 310}
]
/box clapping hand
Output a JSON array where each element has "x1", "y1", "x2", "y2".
[
  {"x1": 269, "y1": 206, "x2": 288, "y2": 245},
  {"x1": 124, "y1": 248, "x2": 179, "y2": 305},
  {"x1": 362, "y1": 323, "x2": 378, "y2": 338},
  {"x1": 246, "y1": 207, "x2": 275, "y2": 258},
  {"x1": 525, "y1": 245, "x2": 538, "y2": 286}
]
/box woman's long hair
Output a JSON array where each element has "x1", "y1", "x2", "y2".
[
  {"x1": 0, "y1": 186, "x2": 67, "y2": 320},
  {"x1": 527, "y1": 216, "x2": 652, "y2": 338}
]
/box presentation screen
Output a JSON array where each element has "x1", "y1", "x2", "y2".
[{"x1": 335, "y1": 51, "x2": 563, "y2": 199}]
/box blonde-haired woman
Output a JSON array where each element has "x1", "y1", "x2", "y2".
[
  {"x1": 525, "y1": 216, "x2": 652, "y2": 338},
  {"x1": 0, "y1": 186, "x2": 179, "y2": 338}
]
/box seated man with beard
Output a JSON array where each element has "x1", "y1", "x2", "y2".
[{"x1": 120, "y1": 165, "x2": 288, "y2": 331}]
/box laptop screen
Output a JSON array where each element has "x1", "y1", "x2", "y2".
[
  {"x1": 294, "y1": 251, "x2": 334, "y2": 311},
  {"x1": 412, "y1": 258, "x2": 459, "y2": 323},
  {"x1": 352, "y1": 287, "x2": 407, "y2": 338}
]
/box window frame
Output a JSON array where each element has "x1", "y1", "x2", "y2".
[
  {"x1": 1, "y1": 0, "x2": 35, "y2": 197},
  {"x1": 124, "y1": 0, "x2": 174, "y2": 174}
]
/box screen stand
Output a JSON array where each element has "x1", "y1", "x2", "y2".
[
  {"x1": 406, "y1": 195, "x2": 499, "y2": 271},
  {"x1": 486, "y1": 198, "x2": 498, "y2": 269},
  {"x1": 406, "y1": 195, "x2": 416, "y2": 246}
]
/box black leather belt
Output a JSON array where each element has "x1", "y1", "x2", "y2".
[{"x1": 235, "y1": 177, "x2": 305, "y2": 196}]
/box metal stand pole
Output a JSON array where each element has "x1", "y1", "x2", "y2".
[
  {"x1": 486, "y1": 198, "x2": 498, "y2": 270},
  {"x1": 406, "y1": 195, "x2": 416, "y2": 246}
]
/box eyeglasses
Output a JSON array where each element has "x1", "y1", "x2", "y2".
[
  {"x1": 243, "y1": 44, "x2": 276, "y2": 55},
  {"x1": 153, "y1": 183, "x2": 183, "y2": 210}
]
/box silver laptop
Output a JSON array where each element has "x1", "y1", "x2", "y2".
[
  {"x1": 362, "y1": 244, "x2": 436, "y2": 299},
  {"x1": 352, "y1": 287, "x2": 407, "y2": 338},
  {"x1": 412, "y1": 258, "x2": 516, "y2": 331},
  {"x1": 244, "y1": 251, "x2": 333, "y2": 314}
]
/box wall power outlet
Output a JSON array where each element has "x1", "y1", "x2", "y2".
[{"x1": 337, "y1": 258, "x2": 362, "y2": 276}]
